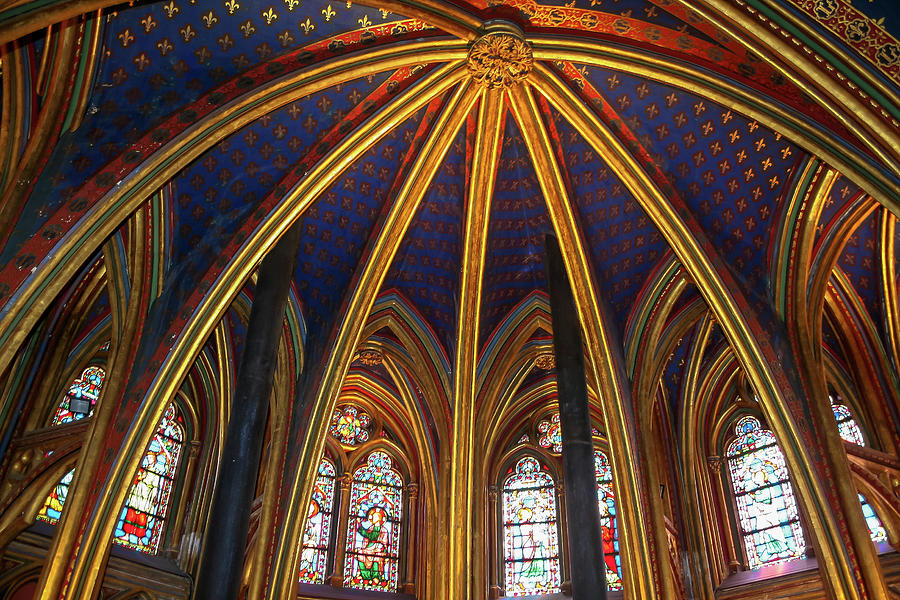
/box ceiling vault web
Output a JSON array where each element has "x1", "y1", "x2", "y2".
[
  {"x1": 532, "y1": 57, "x2": 872, "y2": 600},
  {"x1": 449, "y1": 84, "x2": 504, "y2": 599},
  {"x1": 268, "y1": 79, "x2": 479, "y2": 597}
]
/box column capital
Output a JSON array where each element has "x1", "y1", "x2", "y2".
[{"x1": 406, "y1": 481, "x2": 419, "y2": 499}]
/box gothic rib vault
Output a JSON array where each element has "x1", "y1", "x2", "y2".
[{"x1": 1, "y1": 0, "x2": 900, "y2": 598}]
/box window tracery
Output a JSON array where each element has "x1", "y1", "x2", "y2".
[
  {"x1": 858, "y1": 494, "x2": 887, "y2": 543},
  {"x1": 536, "y1": 413, "x2": 562, "y2": 454},
  {"x1": 51, "y1": 365, "x2": 105, "y2": 424},
  {"x1": 501, "y1": 455, "x2": 561, "y2": 596},
  {"x1": 299, "y1": 400, "x2": 415, "y2": 593},
  {"x1": 344, "y1": 450, "x2": 404, "y2": 591},
  {"x1": 726, "y1": 416, "x2": 806, "y2": 569},
  {"x1": 330, "y1": 405, "x2": 372, "y2": 447}
]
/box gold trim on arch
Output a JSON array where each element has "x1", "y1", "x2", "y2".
[
  {"x1": 0, "y1": 40, "x2": 469, "y2": 380},
  {"x1": 509, "y1": 81, "x2": 659, "y2": 598},
  {"x1": 41, "y1": 61, "x2": 467, "y2": 600},
  {"x1": 268, "y1": 77, "x2": 477, "y2": 599},
  {"x1": 531, "y1": 62, "x2": 867, "y2": 600}
]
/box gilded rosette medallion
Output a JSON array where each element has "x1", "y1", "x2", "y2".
[{"x1": 466, "y1": 32, "x2": 534, "y2": 88}]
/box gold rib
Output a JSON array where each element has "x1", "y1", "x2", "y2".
[
  {"x1": 528, "y1": 39, "x2": 900, "y2": 210},
  {"x1": 530, "y1": 62, "x2": 864, "y2": 600},
  {"x1": 676, "y1": 0, "x2": 900, "y2": 169},
  {"x1": 268, "y1": 78, "x2": 479, "y2": 598},
  {"x1": 40, "y1": 206, "x2": 150, "y2": 600},
  {"x1": 355, "y1": 0, "x2": 481, "y2": 40},
  {"x1": 881, "y1": 211, "x2": 900, "y2": 382},
  {"x1": 0, "y1": 40, "x2": 468, "y2": 381},
  {"x1": 449, "y1": 85, "x2": 503, "y2": 600},
  {"x1": 508, "y1": 81, "x2": 659, "y2": 598},
  {"x1": 50, "y1": 63, "x2": 468, "y2": 600}
]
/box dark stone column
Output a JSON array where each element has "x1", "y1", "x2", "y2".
[
  {"x1": 545, "y1": 234, "x2": 607, "y2": 599},
  {"x1": 193, "y1": 226, "x2": 302, "y2": 600}
]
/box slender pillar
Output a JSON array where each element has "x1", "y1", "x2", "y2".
[
  {"x1": 545, "y1": 234, "x2": 607, "y2": 598},
  {"x1": 193, "y1": 226, "x2": 302, "y2": 600},
  {"x1": 488, "y1": 485, "x2": 500, "y2": 599},
  {"x1": 403, "y1": 482, "x2": 419, "y2": 593},
  {"x1": 330, "y1": 472, "x2": 353, "y2": 587}
]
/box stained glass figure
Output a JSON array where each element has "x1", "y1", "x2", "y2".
[
  {"x1": 51, "y1": 366, "x2": 105, "y2": 425},
  {"x1": 831, "y1": 398, "x2": 865, "y2": 445},
  {"x1": 112, "y1": 404, "x2": 184, "y2": 553},
  {"x1": 595, "y1": 451, "x2": 623, "y2": 591},
  {"x1": 36, "y1": 469, "x2": 74, "y2": 523},
  {"x1": 537, "y1": 413, "x2": 562, "y2": 454},
  {"x1": 859, "y1": 494, "x2": 887, "y2": 543},
  {"x1": 726, "y1": 416, "x2": 805, "y2": 569},
  {"x1": 344, "y1": 451, "x2": 403, "y2": 592},
  {"x1": 330, "y1": 405, "x2": 372, "y2": 446},
  {"x1": 299, "y1": 458, "x2": 337, "y2": 584},
  {"x1": 502, "y1": 456, "x2": 561, "y2": 596}
]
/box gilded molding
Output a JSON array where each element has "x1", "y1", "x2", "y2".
[
  {"x1": 674, "y1": 0, "x2": 900, "y2": 172},
  {"x1": 509, "y1": 81, "x2": 659, "y2": 597},
  {"x1": 267, "y1": 74, "x2": 476, "y2": 599},
  {"x1": 0, "y1": 40, "x2": 468, "y2": 380},
  {"x1": 448, "y1": 84, "x2": 503, "y2": 600},
  {"x1": 531, "y1": 62, "x2": 867, "y2": 600}
]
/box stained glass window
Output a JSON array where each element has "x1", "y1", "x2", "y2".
[
  {"x1": 858, "y1": 494, "x2": 887, "y2": 543},
  {"x1": 344, "y1": 451, "x2": 403, "y2": 592},
  {"x1": 537, "y1": 413, "x2": 562, "y2": 454},
  {"x1": 36, "y1": 366, "x2": 108, "y2": 524},
  {"x1": 112, "y1": 404, "x2": 185, "y2": 553},
  {"x1": 51, "y1": 366, "x2": 105, "y2": 425},
  {"x1": 330, "y1": 405, "x2": 372, "y2": 446},
  {"x1": 299, "y1": 458, "x2": 337, "y2": 584},
  {"x1": 502, "y1": 456, "x2": 561, "y2": 596},
  {"x1": 595, "y1": 451, "x2": 623, "y2": 591},
  {"x1": 831, "y1": 398, "x2": 865, "y2": 445},
  {"x1": 36, "y1": 469, "x2": 74, "y2": 523},
  {"x1": 726, "y1": 416, "x2": 805, "y2": 569}
]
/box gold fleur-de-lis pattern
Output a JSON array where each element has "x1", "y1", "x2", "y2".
[{"x1": 99, "y1": 0, "x2": 419, "y2": 82}]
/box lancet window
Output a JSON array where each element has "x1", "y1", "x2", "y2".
[
  {"x1": 298, "y1": 401, "x2": 415, "y2": 594},
  {"x1": 344, "y1": 450, "x2": 404, "y2": 591},
  {"x1": 37, "y1": 398, "x2": 186, "y2": 556},
  {"x1": 826, "y1": 395, "x2": 889, "y2": 542},
  {"x1": 726, "y1": 416, "x2": 806, "y2": 568},
  {"x1": 830, "y1": 395, "x2": 865, "y2": 446},
  {"x1": 298, "y1": 458, "x2": 338, "y2": 584},
  {"x1": 36, "y1": 366, "x2": 107, "y2": 524},
  {"x1": 595, "y1": 451, "x2": 623, "y2": 590},
  {"x1": 112, "y1": 404, "x2": 185, "y2": 553},
  {"x1": 501, "y1": 455, "x2": 561, "y2": 596},
  {"x1": 859, "y1": 494, "x2": 887, "y2": 543}
]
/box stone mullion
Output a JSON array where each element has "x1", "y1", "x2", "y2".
[{"x1": 329, "y1": 473, "x2": 353, "y2": 587}]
